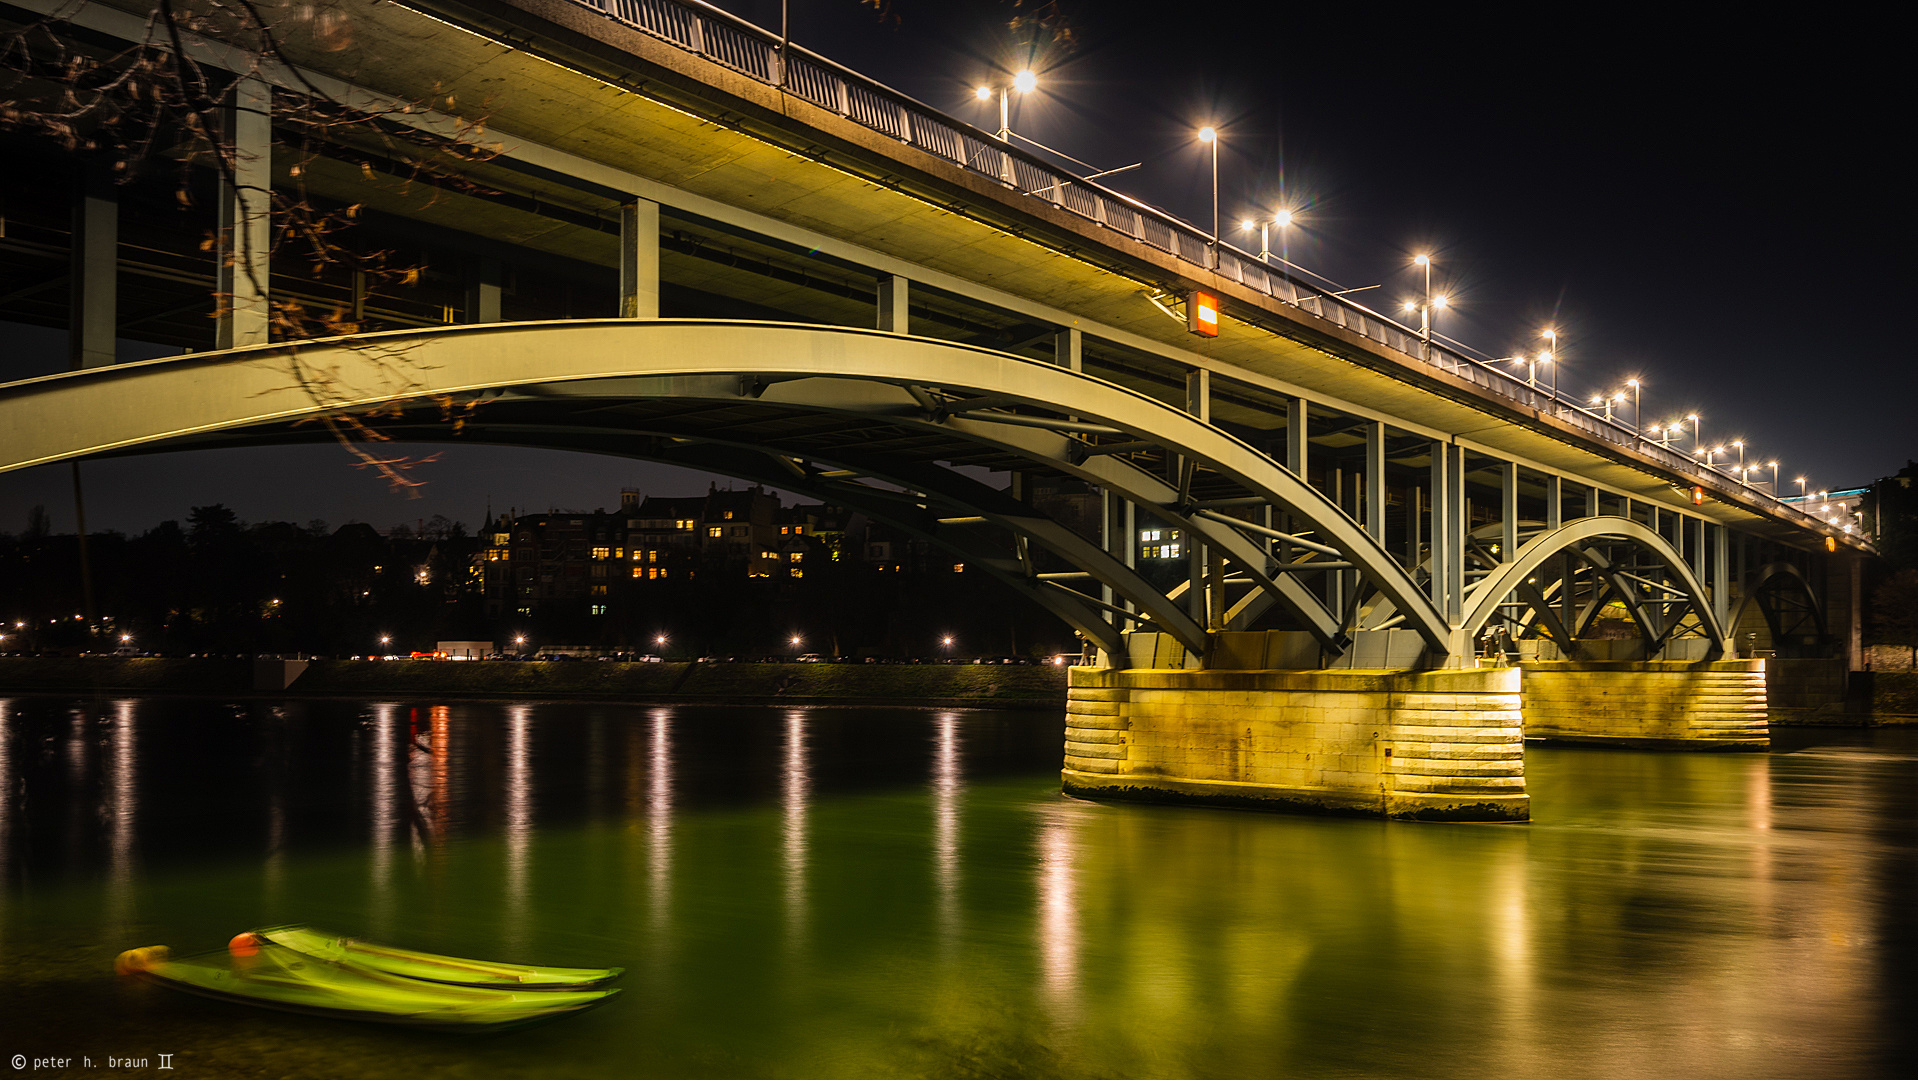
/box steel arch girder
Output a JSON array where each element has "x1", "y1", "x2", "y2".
[
  {"x1": 1727, "y1": 562, "x2": 1825, "y2": 644},
  {"x1": 0, "y1": 319, "x2": 1445, "y2": 649},
  {"x1": 1459, "y1": 516, "x2": 1728, "y2": 658}
]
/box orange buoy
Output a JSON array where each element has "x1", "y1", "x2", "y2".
[{"x1": 228, "y1": 932, "x2": 261, "y2": 958}]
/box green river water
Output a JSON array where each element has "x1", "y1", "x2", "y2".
[{"x1": 0, "y1": 696, "x2": 1912, "y2": 1078}]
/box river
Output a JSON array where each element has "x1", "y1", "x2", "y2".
[{"x1": 0, "y1": 695, "x2": 1913, "y2": 1078}]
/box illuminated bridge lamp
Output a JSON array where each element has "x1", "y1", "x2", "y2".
[{"x1": 1187, "y1": 289, "x2": 1220, "y2": 338}]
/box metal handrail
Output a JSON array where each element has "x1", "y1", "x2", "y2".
[{"x1": 568, "y1": 0, "x2": 1838, "y2": 533}]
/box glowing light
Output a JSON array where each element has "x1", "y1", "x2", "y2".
[
  {"x1": 1414, "y1": 254, "x2": 1430, "y2": 266},
  {"x1": 974, "y1": 86, "x2": 991, "y2": 100},
  {"x1": 1197, "y1": 126, "x2": 1217, "y2": 143},
  {"x1": 1013, "y1": 69, "x2": 1037, "y2": 94},
  {"x1": 1275, "y1": 210, "x2": 1293, "y2": 226},
  {"x1": 1240, "y1": 219, "x2": 1256, "y2": 231},
  {"x1": 1432, "y1": 295, "x2": 1449, "y2": 309}
]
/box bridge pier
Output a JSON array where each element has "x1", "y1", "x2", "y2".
[
  {"x1": 1062, "y1": 664, "x2": 1528, "y2": 822},
  {"x1": 1518, "y1": 660, "x2": 1768, "y2": 750}
]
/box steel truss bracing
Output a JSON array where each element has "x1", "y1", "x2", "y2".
[
  {"x1": 1726, "y1": 562, "x2": 1826, "y2": 655},
  {"x1": 1454, "y1": 518, "x2": 1731, "y2": 660},
  {"x1": 0, "y1": 321, "x2": 1451, "y2": 662}
]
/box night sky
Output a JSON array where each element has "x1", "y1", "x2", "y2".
[{"x1": 2, "y1": 0, "x2": 1909, "y2": 536}]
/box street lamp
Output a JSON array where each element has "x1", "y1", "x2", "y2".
[
  {"x1": 1240, "y1": 209, "x2": 1294, "y2": 263},
  {"x1": 1685, "y1": 414, "x2": 1700, "y2": 455},
  {"x1": 1198, "y1": 125, "x2": 1219, "y2": 267},
  {"x1": 1625, "y1": 379, "x2": 1641, "y2": 432},
  {"x1": 1731, "y1": 440, "x2": 1746, "y2": 472},
  {"x1": 1400, "y1": 255, "x2": 1449, "y2": 362},
  {"x1": 1795, "y1": 477, "x2": 1807, "y2": 498},
  {"x1": 974, "y1": 69, "x2": 1037, "y2": 142},
  {"x1": 1767, "y1": 461, "x2": 1779, "y2": 496}
]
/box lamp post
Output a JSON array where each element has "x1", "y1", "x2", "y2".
[
  {"x1": 1625, "y1": 379, "x2": 1641, "y2": 432},
  {"x1": 1705, "y1": 446, "x2": 1723, "y2": 470},
  {"x1": 1401, "y1": 255, "x2": 1447, "y2": 362},
  {"x1": 1795, "y1": 477, "x2": 1807, "y2": 499},
  {"x1": 1685, "y1": 414, "x2": 1700, "y2": 455},
  {"x1": 1198, "y1": 126, "x2": 1219, "y2": 267},
  {"x1": 1239, "y1": 209, "x2": 1294, "y2": 263},
  {"x1": 974, "y1": 69, "x2": 1037, "y2": 142},
  {"x1": 1767, "y1": 462, "x2": 1779, "y2": 496},
  {"x1": 1732, "y1": 439, "x2": 1746, "y2": 473}
]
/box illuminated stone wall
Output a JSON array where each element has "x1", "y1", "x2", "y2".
[
  {"x1": 1518, "y1": 660, "x2": 1767, "y2": 748},
  {"x1": 1062, "y1": 666, "x2": 1527, "y2": 822}
]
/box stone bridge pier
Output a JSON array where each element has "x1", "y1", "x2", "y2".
[{"x1": 1061, "y1": 631, "x2": 1772, "y2": 823}]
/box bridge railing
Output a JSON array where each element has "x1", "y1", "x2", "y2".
[{"x1": 570, "y1": 0, "x2": 1829, "y2": 529}]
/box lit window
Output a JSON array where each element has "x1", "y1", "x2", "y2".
[
  {"x1": 788, "y1": 552, "x2": 803, "y2": 562},
  {"x1": 633, "y1": 568, "x2": 644, "y2": 579},
  {"x1": 592, "y1": 546, "x2": 610, "y2": 559},
  {"x1": 633, "y1": 550, "x2": 643, "y2": 560},
  {"x1": 790, "y1": 569, "x2": 804, "y2": 579},
  {"x1": 677, "y1": 519, "x2": 694, "y2": 530},
  {"x1": 591, "y1": 604, "x2": 607, "y2": 615},
  {"x1": 723, "y1": 510, "x2": 735, "y2": 520},
  {"x1": 952, "y1": 563, "x2": 965, "y2": 573},
  {"x1": 1166, "y1": 544, "x2": 1182, "y2": 558},
  {"x1": 708, "y1": 526, "x2": 722, "y2": 538},
  {"x1": 591, "y1": 585, "x2": 607, "y2": 595}
]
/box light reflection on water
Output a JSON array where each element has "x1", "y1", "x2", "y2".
[{"x1": 0, "y1": 697, "x2": 1911, "y2": 1079}]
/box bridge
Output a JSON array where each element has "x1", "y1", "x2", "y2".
[{"x1": 0, "y1": 0, "x2": 1872, "y2": 820}]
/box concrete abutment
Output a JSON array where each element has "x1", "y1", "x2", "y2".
[{"x1": 1518, "y1": 660, "x2": 1768, "y2": 750}]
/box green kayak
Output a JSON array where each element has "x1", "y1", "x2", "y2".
[
  {"x1": 114, "y1": 942, "x2": 619, "y2": 1031},
  {"x1": 247, "y1": 925, "x2": 624, "y2": 991}
]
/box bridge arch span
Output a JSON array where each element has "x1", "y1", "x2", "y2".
[
  {"x1": 0, "y1": 320, "x2": 1451, "y2": 659},
  {"x1": 1460, "y1": 517, "x2": 1730, "y2": 660}
]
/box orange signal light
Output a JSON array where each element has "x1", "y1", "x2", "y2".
[
  {"x1": 1691, "y1": 486, "x2": 1706, "y2": 506},
  {"x1": 1187, "y1": 290, "x2": 1220, "y2": 338},
  {"x1": 1825, "y1": 535, "x2": 1837, "y2": 553}
]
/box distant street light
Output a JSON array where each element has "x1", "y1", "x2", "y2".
[
  {"x1": 1768, "y1": 461, "x2": 1779, "y2": 496},
  {"x1": 1795, "y1": 477, "x2": 1807, "y2": 498},
  {"x1": 1198, "y1": 125, "x2": 1220, "y2": 267},
  {"x1": 1625, "y1": 379, "x2": 1641, "y2": 433},
  {"x1": 1732, "y1": 439, "x2": 1746, "y2": 474},
  {"x1": 974, "y1": 69, "x2": 1038, "y2": 142},
  {"x1": 1685, "y1": 414, "x2": 1700, "y2": 455}
]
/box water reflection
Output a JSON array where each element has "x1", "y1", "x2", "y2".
[
  {"x1": 103, "y1": 700, "x2": 137, "y2": 931},
  {"x1": 781, "y1": 709, "x2": 809, "y2": 946},
  {"x1": 931, "y1": 710, "x2": 961, "y2": 952},
  {"x1": 0, "y1": 699, "x2": 1910, "y2": 1080},
  {"x1": 503, "y1": 705, "x2": 533, "y2": 954},
  {"x1": 647, "y1": 708, "x2": 673, "y2": 948},
  {"x1": 367, "y1": 704, "x2": 399, "y2": 934}
]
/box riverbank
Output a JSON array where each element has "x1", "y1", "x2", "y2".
[
  {"x1": 3, "y1": 659, "x2": 1913, "y2": 723},
  {"x1": 0, "y1": 657, "x2": 1072, "y2": 709}
]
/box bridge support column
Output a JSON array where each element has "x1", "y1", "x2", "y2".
[
  {"x1": 68, "y1": 160, "x2": 117, "y2": 369},
  {"x1": 1062, "y1": 664, "x2": 1527, "y2": 822},
  {"x1": 1518, "y1": 660, "x2": 1767, "y2": 749},
  {"x1": 217, "y1": 78, "x2": 271, "y2": 350},
  {"x1": 619, "y1": 199, "x2": 660, "y2": 318}
]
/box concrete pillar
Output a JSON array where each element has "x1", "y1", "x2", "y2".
[
  {"x1": 877, "y1": 274, "x2": 909, "y2": 333},
  {"x1": 1185, "y1": 369, "x2": 1210, "y2": 630},
  {"x1": 1584, "y1": 484, "x2": 1599, "y2": 518},
  {"x1": 1499, "y1": 460, "x2": 1518, "y2": 562},
  {"x1": 619, "y1": 199, "x2": 660, "y2": 318},
  {"x1": 1285, "y1": 397, "x2": 1308, "y2": 475},
  {"x1": 69, "y1": 162, "x2": 117, "y2": 370},
  {"x1": 1429, "y1": 439, "x2": 1449, "y2": 615},
  {"x1": 1364, "y1": 421, "x2": 1385, "y2": 542},
  {"x1": 1446, "y1": 444, "x2": 1465, "y2": 622},
  {"x1": 1545, "y1": 474, "x2": 1562, "y2": 529},
  {"x1": 1055, "y1": 327, "x2": 1082, "y2": 371},
  {"x1": 217, "y1": 78, "x2": 272, "y2": 350},
  {"x1": 466, "y1": 257, "x2": 503, "y2": 324},
  {"x1": 1711, "y1": 523, "x2": 1730, "y2": 633}
]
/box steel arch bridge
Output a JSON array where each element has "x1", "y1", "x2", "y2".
[{"x1": 0, "y1": 320, "x2": 1735, "y2": 666}]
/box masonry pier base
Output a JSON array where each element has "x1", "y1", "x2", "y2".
[
  {"x1": 1062, "y1": 666, "x2": 1529, "y2": 822},
  {"x1": 1518, "y1": 660, "x2": 1768, "y2": 750}
]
